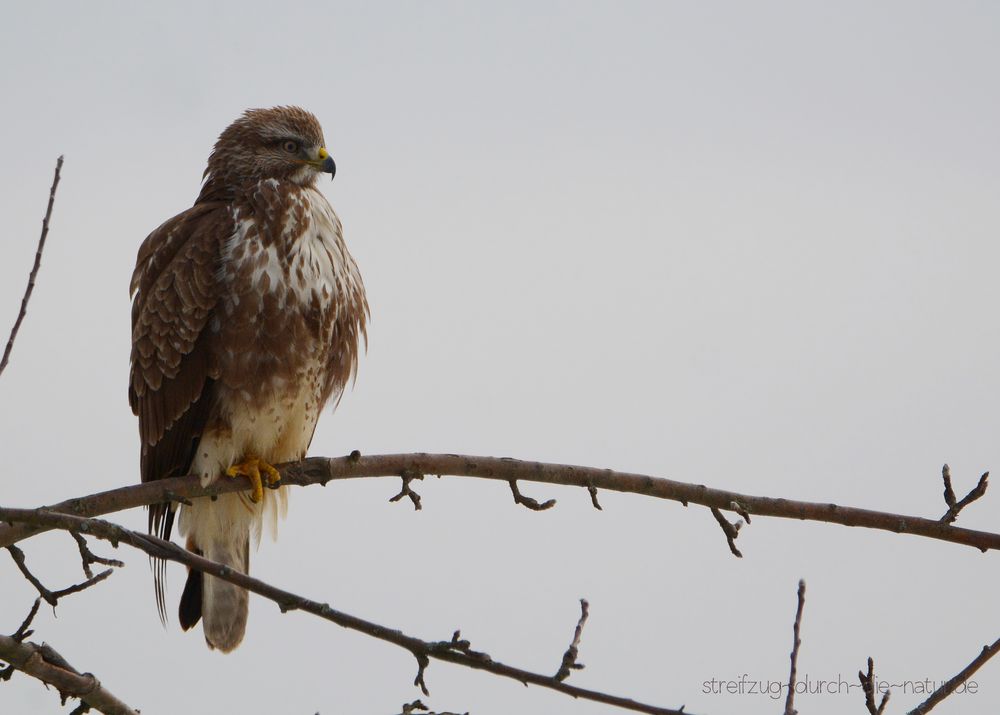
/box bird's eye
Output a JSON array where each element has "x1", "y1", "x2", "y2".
[{"x1": 282, "y1": 140, "x2": 299, "y2": 154}]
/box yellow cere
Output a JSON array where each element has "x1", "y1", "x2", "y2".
[{"x1": 318, "y1": 147, "x2": 329, "y2": 160}]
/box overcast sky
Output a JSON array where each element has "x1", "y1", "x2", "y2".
[{"x1": 1, "y1": 2, "x2": 999, "y2": 714}]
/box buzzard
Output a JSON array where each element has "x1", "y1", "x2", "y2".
[{"x1": 129, "y1": 107, "x2": 368, "y2": 652}]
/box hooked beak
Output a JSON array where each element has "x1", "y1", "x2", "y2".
[{"x1": 318, "y1": 147, "x2": 336, "y2": 180}]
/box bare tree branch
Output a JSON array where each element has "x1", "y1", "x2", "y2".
[
  {"x1": 0, "y1": 146, "x2": 991, "y2": 715},
  {"x1": 0, "y1": 507, "x2": 690, "y2": 715},
  {"x1": 783, "y1": 580, "x2": 805, "y2": 715},
  {"x1": 3, "y1": 454, "x2": 999, "y2": 554},
  {"x1": 0, "y1": 155, "x2": 63, "y2": 380},
  {"x1": 906, "y1": 635, "x2": 1000, "y2": 714},
  {"x1": 0, "y1": 631, "x2": 138, "y2": 715}
]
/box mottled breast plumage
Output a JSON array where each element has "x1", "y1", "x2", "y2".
[{"x1": 213, "y1": 179, "x2": 367, "y2": 406}]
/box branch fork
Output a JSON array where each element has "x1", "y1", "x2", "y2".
[
  {"x1": 390, "y1": 468, "x2": 425, "y2": 510},
  {"x1": 940, "y1": 464, "x2": 989, "y2": 524}
]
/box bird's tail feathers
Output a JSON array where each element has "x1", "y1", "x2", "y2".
[
  {"x1": 201, "y1": 532, "x2": 249, "y2": 652},
  {"x1": 178, "y1": 492, "x2": 253, "y2": 652}
]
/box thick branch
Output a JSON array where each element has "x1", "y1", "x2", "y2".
[
  {"x1": 0, "y1": 155, "x2": 63, "y2": 379},
  {"x1": 0, "y1": 634, "x2": 138, "y2": 715},
  {"x1": 0, "y1": 507, "x2": 688, "y2": 715},
  {"x1": 2, "y1": 454, "x2": 998, "y2": 553}
]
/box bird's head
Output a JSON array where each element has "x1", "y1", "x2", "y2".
[{"x1": 200, "y1": 106, "x2": 335, "y2": 198}]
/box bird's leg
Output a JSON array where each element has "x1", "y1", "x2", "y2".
[{"x1": 225, "y1": 456, "x2": 282, "y2": 503}]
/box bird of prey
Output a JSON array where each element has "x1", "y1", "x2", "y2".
[{"x1": 129, "y1": 107, "x2": 368, "y2": 652}]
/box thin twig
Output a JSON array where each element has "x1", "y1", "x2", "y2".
[
  {"x1": 555, "y1": 599, "x2": 589, "y2": 682},
  {"x1": 859, "y1": 657, "x2": 890, "y2": 715},
  {"x1": 508, "y1": 479, "x2": 556, "y2": 511},
  {"x1": 70, "y1": 531, "x2": 123, "y2": 579},
  {"x1": 942, "y1": 464, "x2": 956, "y2": 509},
  {"x1": 6, "y1": 544, "x2": 114, "y2": 607},
  {"x1": 783, "y1": 580, "x2": 806, "y2": 715},
  {"x1": 709, "y1": 507, "x2": 743, "y2": 558},
  {"x1": 0, "y1": 507, "x2": 690, "y2": 715},
  {"x1": 588, "y1": 485, "x2": 603, "y2": 510},
  {"x1": 11, "y1": 598, "x2": 41, "y2": 642},
  {"x1": 1, "y1": 454, "x2": 998, "y2": 553},
  {"x1": 939, "y1": 464, "x2": 989, "y2": 524},
  {"x1": 907, "y1": 635, "x2": 1000, "y2": 714},
  {"x1": 0, "y1": 155, "x2": 63, "y2": 380}
]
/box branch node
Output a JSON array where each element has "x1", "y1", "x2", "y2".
[
  {"x1": 279, "y1": 597, "x2": 308, "y2": 614},
  {"x1": 730, "y1": 500, "x2": 751, "y2": 524},
  {"x1": 8, "y1": 545, "x2": 59, "y2": 607},
  {"x1": 425, "y1": 630, "x2": 492, "y2": 665}
]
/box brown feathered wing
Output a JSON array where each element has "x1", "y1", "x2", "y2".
[{"x1": 129, "y1": 202, "x2": 228, "y2": 622}]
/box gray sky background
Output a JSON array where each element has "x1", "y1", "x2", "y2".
[{"x1": 1, "y1": 2, "x2": 998, "y2": 713}]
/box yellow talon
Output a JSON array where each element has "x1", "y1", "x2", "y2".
[{"x1": 226, "y1": 457, "x2": 281, "y2": 503}]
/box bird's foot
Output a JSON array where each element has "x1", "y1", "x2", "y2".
[{"x1": 225, "y1": 457, "x2": 282, "y2": 503}]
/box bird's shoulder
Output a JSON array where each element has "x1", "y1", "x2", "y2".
[{"x1": 130, "y1": 201, "x2": 233, "y2": 305}]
